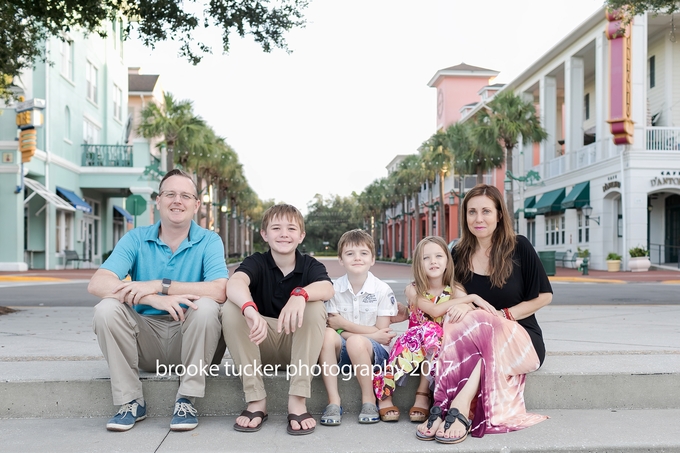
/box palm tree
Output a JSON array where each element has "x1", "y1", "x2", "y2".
[
  {"x1": 396, "y1": 154, "x2": 426, "y2": 256},
  {"x1": 482, "y1": 91, "x2": 547, "y2": 217},
  {"x1": 137, "y1": 93, "x2": 205, "y2": 171},
  {"x1": 423, "y1": 130, "x2": 455, "y2": 241}
]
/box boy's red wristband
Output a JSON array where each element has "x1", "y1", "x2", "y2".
[{"x1": 241, "y1": 301, "x2": 258, "y2": 316}]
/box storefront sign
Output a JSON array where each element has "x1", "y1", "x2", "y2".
[
  {"x1": 606, "y1": 10, "x2": 634, "y2": 145},
  {"x1": 603, "y1": 181, "x2": 621, "y2": 192},
  {"x1": 651, "y1": 177, "x2": 680, "y2": 187}
]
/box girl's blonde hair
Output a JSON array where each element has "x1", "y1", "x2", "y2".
[{"x1": 411, "y1": 236, "x2": 456, "y2": 303}]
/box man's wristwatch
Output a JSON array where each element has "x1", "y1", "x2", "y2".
[
  {"x1": 290, "y1": 286, "x2": 309, "y2": 302},
  {"x1": 162, "y1": 278, "x2": 171, "y2": 295}
]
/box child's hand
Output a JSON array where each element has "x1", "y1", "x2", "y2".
[
  {"x1": 390, "y1": 303, "x2": 409, "y2": 324},
  {"x1": 372, "y1": 328, "x2": 396, "y2": 345},
  {"x1": 326, "y1": 313, "x2": 344, "y2": 330},
  {"x1": 446, "y1": 304, "x2": 472, "y2": 323},
  {"x1": 278, "y1": 296, "x2": 306, "y2": 334},
  {"x1": 471, "y1": 295, "x2": 496, "y2": 315}
]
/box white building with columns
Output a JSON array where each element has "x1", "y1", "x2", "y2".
[{"x1": 468, "y1": 7, "x2": 680, "y2": 271}]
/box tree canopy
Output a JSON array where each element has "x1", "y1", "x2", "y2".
[
  {"x1": 1, "y1": 0, "x2": 309, "y2": 95},
  {"x1": 606, "y1": 1, "x2": 680, "y2": 17}
]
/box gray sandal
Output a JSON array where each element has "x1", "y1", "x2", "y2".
[
  {"x1": 320, "y1": 404, "x2": 342, "y2": 426},
  {"x1": 358, "y1": 403, "x2": 380, "y2": 424}
]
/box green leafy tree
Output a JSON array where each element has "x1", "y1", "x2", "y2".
[
  {"x1": 605, "y1": 1, "x2": 679, "y2": 17},
  {"x1": 304, "y1": 194, "x2": 362, "y2": 254},
  {"x1": 1, "y1": 0, "x2": 309, "y2": 96},
  {"x1": 481, "y1": 91, "x2": 547, "y2": 218},
  {"x1": 396, "y1": 154, "x2": 426, "y2": 255},
  {"x1": 423, "y1": 130, "x2": 455, "y2": 241},
  {"x1": 138, "y1": 93, "x2": 205, "y2": 171}
]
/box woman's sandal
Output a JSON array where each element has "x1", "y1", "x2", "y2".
[
  {"x1": 409, "y1": 391, "x2": 430, "y2": 423},
  {"x1": 378, "y1": 404, "x2": 400, "y2": 422},
  {"x1": 415, "y1": 405, "x2": 441, "y2": 441},
  {"x1": 434, "y1": 407, "x2": 472, "y2": 444}
]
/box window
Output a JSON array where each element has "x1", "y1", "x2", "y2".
[
  {"x1": 649, "y1": 55, "x2": 655, "y2": 88},
  {"x1": 56, "y1": 211, "x2": 74, "y2": 253},
  {"x1": 584, "y1": 93, "x2": 590, "y2": 120},
  {"x1": 86, "y1": 61, "x2": 98, "y2": 104},
  {"x1": 527, "y1": 219, "x2": 536, "y2": 246},
  {"x1": 544, "y1": 214, "x2": 565, "y2": 246},
  {"x1": 577, "y1": 212, "x2": 590, "y2": 244},
  {"x1": 60, "y1": 41, "x2": 73, "y2": 80},
  {"x1": 83, "y1": 118, "x2": 100, "y2": 144},
  {"x1": 113, "y1": 84, "x2": 123, "y2": 121},
  {"x1": 64, "y1": 107, "x2": 71, "y2": 141}
]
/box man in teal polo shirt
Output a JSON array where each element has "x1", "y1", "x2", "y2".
[{"x1": 89, "y1": 169, "x2": 228, "y2": 432}]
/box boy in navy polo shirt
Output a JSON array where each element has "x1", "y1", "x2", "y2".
[
  {"x1": 319, "y1": 229, "x2": 398, "y2": 426},
  {"x1": 89, "y1": 169, "x2": 228, "y2": 432},
  {"x1": 223, "y1": 204, "x2": 334, "y2": 436}
]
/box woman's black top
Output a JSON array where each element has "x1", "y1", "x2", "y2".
[{"x1": 451, "y1": 235, "x2": 552, "y2": 365}]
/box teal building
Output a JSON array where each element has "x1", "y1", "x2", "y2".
[{"x1": 0, "y1": 24, "x2": 159, "y2": 271}]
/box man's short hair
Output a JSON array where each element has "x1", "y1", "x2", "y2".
[
  {"x1": 337, "y1": 229, "x2": 375, "y2": 258},
  {"x1": 261, "y1": 204, "x2": 305, "y2": 233},
  {"x1": 158, "y1": 169, "x2": 198, "y2": 197}
]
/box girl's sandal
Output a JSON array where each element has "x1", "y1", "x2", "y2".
[
  {"x1": 415, "y1": 405, "x2": 441, "y2": 441},
  {"x1": 378, "y1": 405, "x2": 400, "y2": 422},
  {"x1": 409, "y1": 391, "x2": 430, "y2": 423}
]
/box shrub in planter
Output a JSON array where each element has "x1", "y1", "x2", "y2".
[
  {"x1": 606, "y1": 252, "x2": 621, "y2": 272},
  {"x1": 628, "y1": 245, "x2": 651, "y2": 272}
]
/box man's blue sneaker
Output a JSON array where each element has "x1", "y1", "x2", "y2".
[
  {"x1": 170, "y1": 398, "x2": 199, "y2": 431},
  {"x1": 106, "y1": 401, "x2": 147, "y2": 432}
]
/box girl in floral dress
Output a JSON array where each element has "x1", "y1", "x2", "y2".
[{"x1": 373, "y1": 236, "x2": 494, "y2": 423}]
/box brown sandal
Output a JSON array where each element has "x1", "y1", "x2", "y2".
[
  {"x1": 409, "y1": 391, "x2": 431, "y2": 423},
  {"x1": 378, "y1": 405, "x2": 400, "y2": 422}
]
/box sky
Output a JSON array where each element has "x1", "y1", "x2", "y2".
[{"x1": 127, "y1": 0, "x2": 605, "y2": 214}]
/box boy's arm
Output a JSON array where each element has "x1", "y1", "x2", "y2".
[
  {"x1": 327, "y1": 314, "x2": 380, "y2": 334},
  {"x1": 278, "y1": 280, "x2": 334, "y2": 335},
  {"x1": 227, "y1": 271, "x2": 268, "y2": 345},
  {"x1": 341, "y1": 316, "x2": 395, "y2": 345}
]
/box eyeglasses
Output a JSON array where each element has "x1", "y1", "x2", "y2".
[{"x1": 159, "y1": 191, "x2": 198, "y2": 201}]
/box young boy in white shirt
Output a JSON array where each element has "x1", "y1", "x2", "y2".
[{"x1": 319, "y1": 229, "x2": 398, "y2": 425}]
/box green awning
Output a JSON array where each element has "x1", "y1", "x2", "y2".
[
  {"x1": 535, "y1": 188, "x2": 566, "y2": 215},
  {"x1": 561, "y1": 181, "x2": 590, "y2": 209},
  {"x1": 514, "y1": 196, "x2": 536, "y2": 219}
]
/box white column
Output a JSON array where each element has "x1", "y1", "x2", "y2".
[
  {"x1": 565, "y1": 56, "x2": 585, "y2": 162},
  {"x1": 595, "y1": 32, "x2": 608, "y2": 156},
  {"x1": 664, "y1": 25, "x2": 673, "y2": 126},
  {"x1": 540, "y1": 76, "x2": 557, "y2": 167}
]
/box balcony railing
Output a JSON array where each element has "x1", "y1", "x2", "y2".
[
  {"x1": 646, "y1": 127, "x2": 680, "y2": 151},
  {"x1": 81, "y1": 144, "x2": 133, "y2": 167}
]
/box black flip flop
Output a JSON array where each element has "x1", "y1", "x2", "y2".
[
  {"x1": 287, "y1": 412, "x2": 315, "y2": 435},
  {"x1": 233, "y1": 410, "x2": 268, "y2": 432}
]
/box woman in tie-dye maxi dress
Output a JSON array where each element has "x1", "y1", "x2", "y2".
[{"x1": 417, "y1": 185, "x2": 552, "y2": 444}]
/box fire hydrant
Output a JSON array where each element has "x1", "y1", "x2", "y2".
[{"x1": 578, "y1": 256, "x2": 589, "y2": 275}]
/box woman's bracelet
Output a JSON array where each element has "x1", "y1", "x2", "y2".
[{"x1": 502, "y1": 307, "x2": 515, "y2": 321}]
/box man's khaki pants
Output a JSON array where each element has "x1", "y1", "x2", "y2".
[
  {"x1": 93, "y1": 297, "x2": 224, "y2": 406},
  {"x1": 222, "y1": 301, "x2": 326, "y2": 402}
]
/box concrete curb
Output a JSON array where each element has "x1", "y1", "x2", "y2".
[{"x1": 549, "y1": 276, "x2": 627, "y2": 283}]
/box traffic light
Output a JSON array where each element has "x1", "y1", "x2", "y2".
[{"x1": 19, "y1": 128, "x2": 37, "y2": 163}]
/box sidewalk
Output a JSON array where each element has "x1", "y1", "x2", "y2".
[{"x1": 2, "y1": 264, "x2": 679, "y2": 283}]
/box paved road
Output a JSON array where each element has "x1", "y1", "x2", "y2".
[{"x1": 1, "y1": 259, "x2": 678, "y2": 307}]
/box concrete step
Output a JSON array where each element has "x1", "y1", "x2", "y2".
[
  {"x1": 1, "y1": 409, "x2": 680, "y2": 453},
  {"x1": 2, "y1": 353, "x2": 679, "y2": 418}
]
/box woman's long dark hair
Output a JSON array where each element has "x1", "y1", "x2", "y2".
[{"x1": 454, "y1": 184, "x2": 516, "y2": 288}]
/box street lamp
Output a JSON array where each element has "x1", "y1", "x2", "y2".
[{"x1": 582, "y1": 204, "x2": 600, "y2": 225}]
